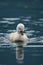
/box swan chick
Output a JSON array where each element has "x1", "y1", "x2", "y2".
[{"x1": 9, "y1": 23, "x2": 29, "y2": 46}]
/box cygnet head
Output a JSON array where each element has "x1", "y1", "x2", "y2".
[{"x1": 16, "y1": 23, "x2": 25, "y2": 35}]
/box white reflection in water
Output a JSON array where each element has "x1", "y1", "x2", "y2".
[{"x1": 3, "y1": 18, "x2": 20, "y2": 21}]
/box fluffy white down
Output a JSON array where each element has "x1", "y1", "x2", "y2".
[
  {"x1": 16, "y1": 23, "x2": 25, "y2": 32},
  {"x1": 9, "y1": 23, "x2": 29, "y2": 46}
]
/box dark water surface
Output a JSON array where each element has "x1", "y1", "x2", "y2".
[{"x1": 0, "y1": 0, "x2": 43, "y2": 65}]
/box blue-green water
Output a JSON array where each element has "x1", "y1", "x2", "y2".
[{"x1": 0, "y1": 0, "x2": 43, "y2": 65}]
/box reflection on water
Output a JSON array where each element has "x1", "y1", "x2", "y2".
[{"x1": 0, "y1": 16, "x2": 43, "y2": 65}]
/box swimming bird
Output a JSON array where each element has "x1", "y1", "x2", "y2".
[
  {"x1": 9, "y1": 23, "x2": 29, "y2": 46},
  {"x1": 9, "y1": 23, "x2": 29, "y2": 62}
]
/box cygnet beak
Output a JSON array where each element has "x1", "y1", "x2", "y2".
[{"x1": 20, "y1": 31, "x2": 24, "y2": 35}]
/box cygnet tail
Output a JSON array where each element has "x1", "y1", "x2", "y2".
[{"x1": 16, "y1": 45, "x2": 24, "y2": 62}]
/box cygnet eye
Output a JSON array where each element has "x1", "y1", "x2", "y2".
[{"x1": 19, "y1": 27, "x2": 21, "y2": 30}]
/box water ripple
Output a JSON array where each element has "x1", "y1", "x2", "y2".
[
  {"x1": 3, "y1": 18, "x2": 20, "y2": 21},
  {"x1": 0, "y1": 17, "x2": 43, "y2": 47}
]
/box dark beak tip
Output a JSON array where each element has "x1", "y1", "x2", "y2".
[{"x1": 20, "y1": 31, "x2": 24, "y2": 35}]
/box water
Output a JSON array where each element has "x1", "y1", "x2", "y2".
[{"x1": 0, "y1": 0, "x2": 43, "y2": 65}]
